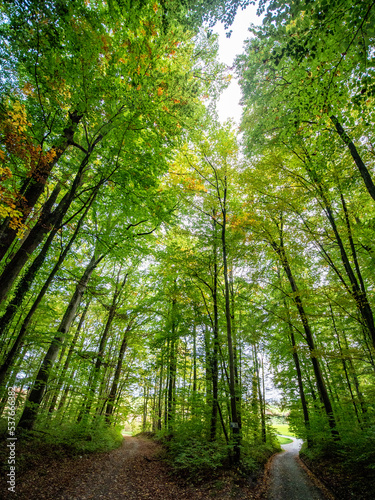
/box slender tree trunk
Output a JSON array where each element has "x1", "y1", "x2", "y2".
[
  {"x1": 166, "y1": 298, "x2": 178, "y2": 429},
  {"x1": 0, "y1": 183, "x2": 61, "y2": 304},
  {"x1": 221, "y1": 184, "x2": 241, "y2": 461},
  {"x1": 323, "y1": 196, "x2": 375, "y2": 347},
  {"x1": 17, "y1": 253, "x2": 102, "y2": 431},
  {"x1": 0, "y1": 346, "x2": 26, "y2": 417},
  {"x1": 305, "y1": 166, "x2": 375, "y2": 348},
  {"x1": 0, "y1": 149, "x2": 98, "y2": 304},
  {"x1": 105, "y1": 320, "x2": 134, "y2": 423},
  {"x1": 0, "y1": 212, "x2": 60, "y2": 341},
  {"x1": 48, "y1": 300, "x2": 91, "y2": 414},
  {"x1": 342, "y1": 330, "x2": 368, "y2": 418},
  {"x1": 157, "y1": 351, "x2": 164, "y2": 431},
  {"x1": 142, "y1": 384, "x2": 149, "y2": 431},
  {"x1": 57, "y1": 368, "x2": 76, "y2": 414},
  {"x1": 192, "y1": 320, "x2": 197, "y2": 415},
  {"x1": 79, "y1": 273, "x2": 127, "y2": 422},
  {"x1": 287, "y1": 319, "x2": 312, "y2": 445},
  {"x1": 271, "y1": 234, "x2": 339, "y2": 440},
  {"x1": 230, "y1": 266, "x2": 241, "y2": 430},
  {"x1": 330, "y1": 115, "x2": 375, "y2": 202},
  {"x1": 210, "y1": 214, "x2": 219, "y2": 441},
  {"x1": 254, "y1": 345, "x2": 266, "y2": 442},
  {"x1": 0, "y1": 199, "x2": 95, "y2": 388}
]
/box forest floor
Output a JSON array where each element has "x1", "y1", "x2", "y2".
[
  {"x1": 0, "y1": 433, "x2": 351, "y2": 500},
  {"x1": 0, "y1": 434, "x2": 266, "y2": 499}
]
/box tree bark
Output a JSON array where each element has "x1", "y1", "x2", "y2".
[
  {"x1": 288, "y1": 319, "x2": 312, "y2": 446},
  {"x1": 0, "y1": 199, "x2": 95, "y2": 388},
  {"x1": 221, "y1": 181, "x2": 241, "y2": 461},
  {"x1": 17, "y1": 253, "x2": 103, "y2": 431},
  {"x1": 78, "y1": 272, "x2": 127, "y2": 422},
  {"x1": 166, "y1": 299, "x2": 177, "y2": 429},
  {"x1": 48, "y1": 300, "x2": 91, "y2": 414},
  {"x1": 0, "y1": 110, "x2": 83, "y2": 261},
  {"x1": 330, "y1": 115, "x2": 375, "y2": 202},
  {"x1": 105, "y1": 318, "x2": 135, "y2": 424},
  {"x1": 270, "y1": 233, "x2": 339, "y2": 440},
  {"x1": 0, "y1": 149, "x2": 95, "y2": 304},
  {"x1": 210, "y1": 216, "x2": 219, "y2": 441}
]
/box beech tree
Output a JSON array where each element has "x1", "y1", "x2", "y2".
[{"x1": 1, "y1": 3, "x2": 374, "y2": 496}]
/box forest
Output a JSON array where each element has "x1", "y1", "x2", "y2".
[{"x1": 0, "y1": 0, "x2": 375, "y2": 498}]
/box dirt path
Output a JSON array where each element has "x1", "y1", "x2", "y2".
[
  {"x1": 1, "y1": 436, "x2": 198, "y2": 500},
  {"x1": 1, "y1": 436, "x2": 256, "y2": 500},
  {"x1": 265, "y1": 436, "x2": 333, "y2": 500},
  {"x1": 1, "y1": 434, "x2": 336, "y2": 500}
]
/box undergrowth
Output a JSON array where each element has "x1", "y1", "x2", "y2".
[
  {"x1": 0, "y1": 416, "x2": 123, "y2": 476},
  {"x1": 300, "y1": 424, "x2": 375, "y2": 500},
  {"x1": 37, "y1": 416, "x2": 124, "y2": 453},
  {"x1": 157, "y1": 419, "x2": 278, "y2": 484}
]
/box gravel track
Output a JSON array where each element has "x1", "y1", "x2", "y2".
[{"x1": 266, "y1": 436, "x2": 333, "y2": 500}]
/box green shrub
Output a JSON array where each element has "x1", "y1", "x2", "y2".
[
  {"x1": 36, "y1": 416, "x2": 123, "y2": 454},
  {"x1": 240, "y1": 441, "x2": 276, "y2": 478},
  {"x1": 159, "y1": 419, "x2": 229, "y2": 480},
  {"x1": 159, "y1": 418, "x2": 279, "y2": 482},
  {"x1": 169, "y1": 438, "x2": 229, "y2": 479}
]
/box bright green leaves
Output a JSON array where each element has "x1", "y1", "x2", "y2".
[{"x1": 241, "y1": 0, "x2": 375, "y2": 132}]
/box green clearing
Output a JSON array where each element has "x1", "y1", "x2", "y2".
[
  {"x1": 272, "y1": 425, "x2": 295, "y2": 438},
  {"x1": 277, "y1": 436, "x2": 293, "y2": 445}
]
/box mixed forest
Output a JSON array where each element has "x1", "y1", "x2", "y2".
[{"x1": 1, "y1": 0, "x2": 375, "y2": 497}]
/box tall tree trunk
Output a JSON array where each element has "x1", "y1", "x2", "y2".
[
  {"x1": 0, "y1": 346, "x2": 26, "y2": 417},
  {"x1": 254, "y1": 345, "x2": 266, "y2": 443},
  {"x1": 57, "y1": 368, "x2": 76, "y2": 414},
  {"x1": 270, "y1": 232, "x2": 339, "y2": 440},
  {"x1": 105, "y1": 319, "x2": 134, "y2": 424},
  {"x1": 305, "y1": 165, "x2": 375, "y2": 348},
  {"x1": 210, "y1": 215, "x2": 219, "y2": 441},
  {"x1": 17, "y1": 253, "x2": 103, "y2": 431},
  {"x1": 342, "y1": 329, "x2": 368, "y2": 418},
  {"x1": 0, "y1": 110, "x2": 83, "y2": 261},
  {"x1": 166, "y1": 301, "x2": 177, "y2": 429},
  {"x1": 48, "y1": 300, "x2": 91, "y2": 414},
  {"x1": 287, "y1": 316, "x2": 312, "y2": 446},
  {"x1": 157, "y1": 351, "x2": 164, "y2": 431},
  {"x1": 0, "y1": 148, "x2": 98, "y2": 304},
  {"x1": 221, "y1": 182, "x2": 241, "y2": 461},
  {"x1": 330, "y1": 115, "x2": 375, "y2": 202},
  {"x1": 192, "y1": 319, "x2": 197, "y2": 416},
  {"x1": 0, "y1": 199, "x2": 95, "y2": 388},
  {"x1": 78, "y1": 272, "x2": 127, "y2": 422}
]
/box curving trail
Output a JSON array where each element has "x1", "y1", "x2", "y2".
[
  {"x1": 1, "y1": 435, "x2": 255, "y2": 499},
  {"x1": 1, "y1": 434, "x2": 335, "y2": 500},
  {"x1": 266, "y1": 436, "x2": 333, "y2": 500},
  {"x1": 2, "y1": 436, "x2": 201, "y2": 500}
]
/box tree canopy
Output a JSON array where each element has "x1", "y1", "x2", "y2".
[{"x1": 1, "y1": 1, "x2": 375, "y2": 498}]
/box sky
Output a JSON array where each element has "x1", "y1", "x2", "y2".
[
  {"x1": 212, "y1": 5, "x2": 283, "y2": 403},
  {"x1": 213, "y1": 3, "x2": 263, "y2": 124}
]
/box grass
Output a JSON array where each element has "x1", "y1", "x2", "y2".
[
  {"x1": 271, "y1": 424, "x2": 295, "y2": 437},
  {"x1": 277, "y1": 436, "x2": 293, "y2": 445}
]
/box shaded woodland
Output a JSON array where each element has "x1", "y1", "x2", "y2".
[{"x1": 1, "y1": 1, "x2": 375, "y2": 497}]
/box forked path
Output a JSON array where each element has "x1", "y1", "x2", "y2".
[
  {"x1": 1, "y1": 435, "x2": 334, "y2": 500},
  {"x1": 266, "y1": 437, "x2": 333, "y2": 500}
]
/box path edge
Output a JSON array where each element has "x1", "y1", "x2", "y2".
[{"x1": 298, "y1": 453, "x2": 336, "y2": 500}]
